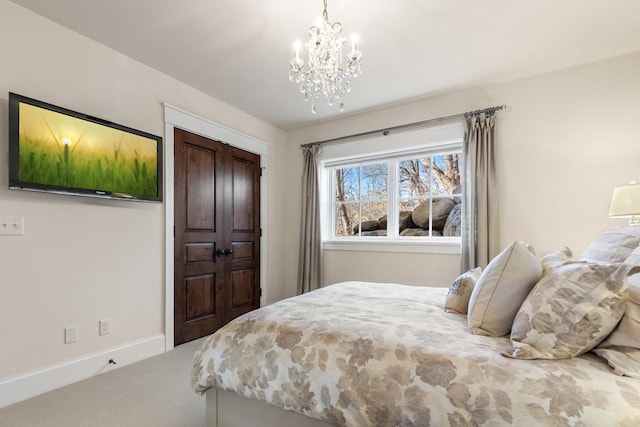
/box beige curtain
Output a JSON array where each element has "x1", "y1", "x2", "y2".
[
  {"x1": 461, "y1": 113, "x2": 500, "y2": 272},
  {"x1": 298, "y1": 144, "x2": 322, "y2": 294}
]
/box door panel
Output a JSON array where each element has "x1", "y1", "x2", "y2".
[
  {"x1": 185, "y1": 145, "x2": 216, "y2": 231},
  {"x1": 185, "y1": 274, "x2": 215, "y2": 320},
  {"x1": 231, "y1": 269, "x2": 255, "y2": 308},
  {"x1": 174, "y1": 128, "x2": 226, "y2": 345},
  {"x1": 185, "y1": 243, "x2": 215, "y2": 263},
  {"x1": 231, "y1": 158, "x2": 255, "y2": 232},
  {"x1": 174, "y1": 129, "x2": 261, "y2": 345},
  {"x1": 231, "y1": 242, "x2": 254, "y2": 260},
  {"x1": 227, "y1": 147, "x2": 261, "y2": 322}
]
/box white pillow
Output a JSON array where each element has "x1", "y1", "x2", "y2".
[{"x1": 467, "y1": 241, "x2": 542, "y2": 336}]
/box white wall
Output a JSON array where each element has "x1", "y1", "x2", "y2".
[
  {"x1": 0, "y1": 0, "x2": 287, "y2": 387},
  {"x1": 284, "y1": 52, "x2": 640, "y2": 297}
]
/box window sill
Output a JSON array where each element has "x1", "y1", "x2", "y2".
[{"x1": 322, "y1": 238, "x2": 461, "y2": 255}]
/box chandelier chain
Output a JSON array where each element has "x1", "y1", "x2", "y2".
[{"x1": 323, "y1": 0, "x2": 329, "y2": 22}]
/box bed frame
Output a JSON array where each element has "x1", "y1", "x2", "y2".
[{"x1": 206, "y1": 388, "x2": 334, "y2": 427}]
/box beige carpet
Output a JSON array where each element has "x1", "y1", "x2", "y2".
[{"x1": 0, "y1": 338, "x2": 206, "y2": 427}]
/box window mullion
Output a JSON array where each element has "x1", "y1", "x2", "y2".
[
  {"x1": 358, "y1": 167, "x2": 362, "y2": 236},
  {"x1": 329, "y1": 167, "x2": 336, "y2": 239},
  {"x1": 388, "y1": 160, "x2": 398, "y2": 238},
  {"x1": 429, "y1": 156, "x2": 433, "y2": 237}
]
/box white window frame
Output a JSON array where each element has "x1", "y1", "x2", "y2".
[{"x1": 319, "y1": 122, "x2": 464, "y2": 255}]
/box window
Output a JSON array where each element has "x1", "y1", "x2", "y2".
[
  {"x1": 328, "y1": 149, "x2": 462, "y2": 241},
  {"x1": 318, "y1": 122, "x2": 464, "y2": 253}
]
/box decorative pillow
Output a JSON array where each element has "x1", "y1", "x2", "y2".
[
  {"x1": 624, "y1": 245, "x2": 640, "y2": 286},
  {"x1": 504, "y1": 262, "x2": 629, "y2": 360},
  {"x1": 467, "y1": 241, "x2": 542, "y2": 337},
  {"x1": 540, "y1": 247, "x2": 572, "y2": 272},
  {"x1": 592, "y1": 347, "x2": 640, "y2": 378},
  {"x1": 444, "y1": 267, "x2": 482, "y2": 314},
  {"x1": 592, "y1": 247, "x2": 640, "y2": 377},
  {"x1": 581, "y1": 226, "x2": 640, "y2": 263},
  {"x1": 624, "y1": 245, "x2": 640, "y2": 272},
  {"x1": 592, "y1": 280, "x2": 640, "y2": 377}
]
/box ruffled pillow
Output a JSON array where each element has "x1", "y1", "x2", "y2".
[
  {"x1": 504, "y1": 261, "x2": 629, "y2": 360},
  {"x1": 444, "y1": 267, "x2": 482, "y2": 314}
]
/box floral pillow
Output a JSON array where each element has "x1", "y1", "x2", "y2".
[
  {"x1": 592, "y1": 246, "x2": 640, "y2": 377},
  {"x1": 504, "y1": 261, "x2": 629, "y2": 360},
  {"x1": 592, "y1": 281, "x2": 640, "y2": 377},
  {"x1": 581, "y1": 226, "x2": 640, "y2": 263},
  {"x1": 467, "y1": 241, "x2": 542, "y2": 336},
  {"x1": 540, "y1": 247, "x2": 572, "y2": 271},
  {"x1": 444, "y1": 267, "x2": 482, "y2": 314}
]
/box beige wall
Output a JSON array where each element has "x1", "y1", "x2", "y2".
[
  {"x1": 2, "y1": 0, "x2": 640, "y2": 394},
  {"x1": 0, "y1": 1, "x2": 287, "y2": 380},
  {"x1": 284, "y1": 52, "x2": 640, "y2": 297}
]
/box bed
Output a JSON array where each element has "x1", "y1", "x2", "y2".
[
  {"x1": 192, "y1": 226, "x2": 640, "y2": 427},
  {"x1": 192, "y1": 272, "x2": 640, "y2": 426}
]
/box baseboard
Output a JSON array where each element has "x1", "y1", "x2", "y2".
[{"x1": 0, "y1": 334, "x2": 165, "y2": 408}]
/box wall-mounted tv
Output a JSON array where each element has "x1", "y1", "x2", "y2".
[{"x1": 8, "y1": 92, "x2": 163, "y2": 202}]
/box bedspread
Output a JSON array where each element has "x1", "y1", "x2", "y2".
[{"x1": 191, "y1": 281, "x2": 640, "y2": 426}]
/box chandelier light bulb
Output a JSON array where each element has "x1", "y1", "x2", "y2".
[
  {"x1": 293, "y1": 41, "x2": 301, "y2": 60},
  {"x1": 288, "y1": 0, "x2": 362, "y2": 114}
]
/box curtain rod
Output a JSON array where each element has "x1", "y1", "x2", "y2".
[{"x1": 300, "y1": 104, "x2": 506, "y2": 148}]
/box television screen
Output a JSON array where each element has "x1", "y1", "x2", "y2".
[{"x1": 8, "y1": 92, "x2": 163, "y2": 202}]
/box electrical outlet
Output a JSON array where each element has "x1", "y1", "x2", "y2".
[
  {"x1": 99, "y1": 319, "x2": 111, "y2": 336},
  {"x1": 65, "y1": 326, "x2": 78, "y2": 344},
  {"x1": 0, "y1": 217, "x2": 24, "y2": 235}
]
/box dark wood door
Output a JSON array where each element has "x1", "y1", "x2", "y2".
[
  {"x1": 226, "y1": 146, "x2": 261, "y2": 322},
  {"x1": 174, "y1": 128, "x2": 260, "y2": 345}
]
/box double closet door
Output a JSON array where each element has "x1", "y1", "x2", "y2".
[{"x1": 174, "y1": 128, "x2": 261, "y2": 346}]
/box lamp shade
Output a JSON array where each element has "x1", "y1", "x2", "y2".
[{"x1": 609, "y1": 183, "x2": 640, "y2": 217}]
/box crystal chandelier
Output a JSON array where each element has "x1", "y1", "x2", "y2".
[{"x1": 289, "y1": 0, "x2": 363, "y2": 114}]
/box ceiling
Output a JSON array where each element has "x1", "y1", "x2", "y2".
[{"x1": 9, "y1": 0, "x2": 640, "y2": 130}]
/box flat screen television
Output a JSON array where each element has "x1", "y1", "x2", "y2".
[{"x1": 8, "y1": 92, "x2": 163, "y2": 202}]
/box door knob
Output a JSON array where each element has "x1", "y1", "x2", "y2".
[
  {"x1": 216, "y1": 248, "x2": 225, "y2": 257},
  {"x1": 225, "y1": 248, "x2": 234, "y2": 256}
]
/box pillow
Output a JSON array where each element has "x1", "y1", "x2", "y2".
[
  {"x1": 581, "y1": 226, "x2": 640, "y2": 263},
  {"x1": 467, "y1": 241, "x2": 542, "y2": 336},
  {"x1": 592, "y1": 280, "x2": 640, "y2": 377},
  {"x1": 624, "y1": 245, "x2": 640, "y2": 273},
  {"x1": 540, "y1": 247, "x2": 572, "y2": 272},
  {"x1": 504, "y1": 262, "x2": 629, "y2": 360},
  {"x1": 592, "y1": 247, "x2": 640, "y2": 377},
  {"x1": 444, "y1": 267, "x2": 482, "y2": 314},
  {"x1": 624, "y1": 245, "x2": 640, "y2": 286}
]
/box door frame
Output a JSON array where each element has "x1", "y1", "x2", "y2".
[{"x1": 163, "y1": 103, "x2": 270, "y2": 352}]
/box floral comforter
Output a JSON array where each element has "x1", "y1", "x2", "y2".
[{"x1": 191, "y1": 281, "x2": 640, "y2": 426}]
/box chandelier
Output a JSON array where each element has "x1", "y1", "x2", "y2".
[{"x1": 289, "y1": 0, "x2": 363, "y2": 114}]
